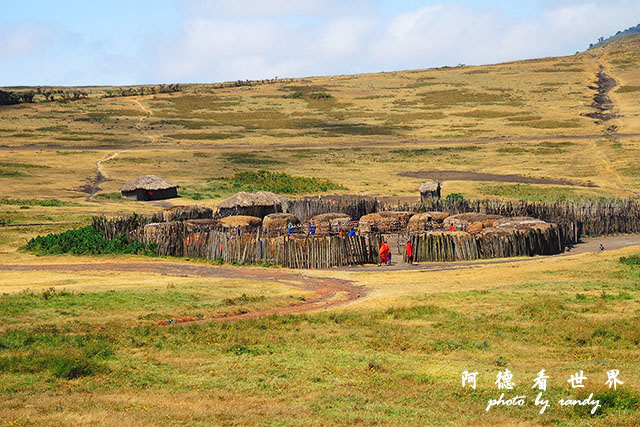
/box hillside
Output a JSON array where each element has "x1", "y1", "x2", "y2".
[
  {"x1": 588, "y1": 23, "x2": 640, "y2": 50},
  {"x1": 0, "y1": 35, "x2": 639, "y2": 237}
]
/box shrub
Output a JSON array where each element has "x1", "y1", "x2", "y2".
[
  {"x1": 25, "y1": 225, "x2": 156, "y2": 256},
  {"x1": 52, "y1": 356, "x2": 100, "y2": 379},
  {"x1": 445, "y1": 193, "x2": 464, "y2": 203},
  {"x1": 620, "y1": 255, "x2": 640, "y2": 266}
]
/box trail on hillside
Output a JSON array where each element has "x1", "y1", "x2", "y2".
[
  {"x1": 131, "y1": 98, "x2": 157, "y2": 143},
  {"x1": 82, "y1": 98, "x2": 155, "y2": 202},
  {"x1": 583, "y1": 61, "x2": 633, "y2": 196},
  {"x1": 0, "y1": 263, "x2": 366, "y2": 322},
  {"x1": 1, "y1": 235, "x2": 638, "y2": 323}
]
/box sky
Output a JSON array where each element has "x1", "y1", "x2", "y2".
[{"x1": 1, "y1": 0, "x2": 638, "y2": 86}]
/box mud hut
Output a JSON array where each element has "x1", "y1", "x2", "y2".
[
  {"x1": 309, "y1": 213, "x2": 352, "y2": 234},
  {"x1": 218, "y1": 215, "x2": 263, "y2": 231},
  {"x1": 284, "y1": 195, "x2": 379, "y2": 221},
  {"x1": 358, "y1": 211, "x2": 415, "y2": 233},
  {"x1": 443, "y1": 213, "x2": 502, "y2": 233},
  {"x1": 263, "y1": 213, "x2": 300, "y2": 236},
  {"x1": 419, "y1": 182, "x2": 441, "y2": 203},
  {"x1": 162, "y1": 205, "x2": 213, "y2": 222},
  {"x1": 218, "y1": 191, "x2": 289, "y2": 218},
  {"x1": 407, "y1": 211, "x2": 450, "y2": 232},
  {"x1": 120, "y1": 175, "x2": 178, "y2": 201}
]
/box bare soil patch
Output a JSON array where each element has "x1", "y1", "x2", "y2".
[
  {"x1": 397, "y1": 170, "x2": 597, "y2": 187},
  {"x1": 585, "y1": 66, "x2": 618, "y2": 122}
]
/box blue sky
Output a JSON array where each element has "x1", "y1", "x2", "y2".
[{"x1": 1, "y1": 0, "x2": 638, "y2": 86}]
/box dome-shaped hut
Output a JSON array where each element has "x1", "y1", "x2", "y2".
[
  {"x1": 218, "y1": 191, "x2": 289, "y2": 218},
  {"x1": 263, "y1": 213, "x2": 300, "y2": 236},
  {"x1": 120, "y1": 175, "x2": 178, "y2": 201}
]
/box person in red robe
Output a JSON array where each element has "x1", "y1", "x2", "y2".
[
  {"x1": 379, "y1": 241, "x2": 390, "y2": 266},
  {"x1": 406, "y1": 240, "x2": 413, "y2": 265}
]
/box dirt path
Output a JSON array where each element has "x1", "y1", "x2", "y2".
[
  {"x1": 131, "y1": 98, "x2": 156, "y2": 143},
  {"x1": 82, "y1": 98, "x2": 154, "y2": 202},
  {"x1": 345, "y1": 234, "x2": 640, "y2": 272},
  {"x1": 0, "y1": 262, "x2": 366, "y2": 323},
  {"x1": 0, "y1": 235, "x2": 638, "y2": 322}
]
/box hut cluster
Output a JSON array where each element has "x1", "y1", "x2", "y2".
[{"x1": 93, "y1": 179, "x2": 640, "y2": 269}]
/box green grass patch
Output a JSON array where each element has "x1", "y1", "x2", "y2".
[
  {"x1": 390, "y1": 145, "x2": 480, "y2": 158},
  {"x1": 24, "y1": 225, "x2": 156, "y2": 256},
  {"x1": 418, "y1": 89, "x2": 519, "y2": 108},
  {"x1": 620, "y1": 255, "x2": 640, "y2": 266},
  {"x1": 205, "y1": 170, "x2": 345, "y2": 195},
  {"x1": 477, "y1": 183, "x2": 583, "y2": 201},
  {"x1": 510, "y1": 119, "x2": 581, "y2": 129},
  {"x1": 0, "y1": 162, "x2": 49, "y2": 169},
  {"x1": 94, "y1": 192, "x2": 121, "y2": 201},
  {"x1": 452, "y1": 110, "x2": 517, "y2": 119},
  {"x1": 0, "y1": 169, "x2": 27, "y2": 177},
  {"x1": 616, "y1": 86, "x2": 640, "y2": 93},
  {"x1": 166, "y1": 132, "x2": 239, "y2": 141},
  {"x1": 0, "y1": 197, "x2": 78, "y2": 207},
  {"x1": 221, "y1": 152, "x2": 283, "y2": 165}
]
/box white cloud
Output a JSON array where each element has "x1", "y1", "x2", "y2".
[
  {"x1": 0, "y1": 22, "x2": 51, "y2": 58},
  {"x1": 1, "y1": 0, "x2": 639, "y2": 85},
  {"x1": 151, "y1": 0, "x2": 640, "y2": 84}
]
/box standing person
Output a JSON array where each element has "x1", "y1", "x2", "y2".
[
  {"x1": 349, "y1": 228, "x2": 355, "y2": 237},
  {"x1": 309, "y1": 222, "x2": 316, "y2": 235},
  {"x1": 339, "y1": 230, "x2": 344, "y2": 238},
  {"x1": 378, "y1": 241, "x2": 389, "y2": 266},
  {"x1": 406, "y1": 240, "x2": 413, "y2": 265},
  {"x1": 288, "y1": 222, "x2": 293, "y2": 235}
]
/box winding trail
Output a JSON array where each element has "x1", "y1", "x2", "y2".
[
  {"x1": 0, "y1": 235, "x2": 639, "y2": 323},
  {"x1": 83, "y1": 98, "x2": 155, "y2": 202},
  {"x1": 0, "y1": 262, "x2": 366, "y2": 323}
]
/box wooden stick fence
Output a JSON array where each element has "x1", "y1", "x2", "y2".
[
  {"x1": 128, "y1": 221, "x2": 382, "y2": 268},
  {"x1": 389, "y1": 199, "x2": 640, "y2": 237},
  {"x1": 408, "y1": 221, "x2": 575, "y2": 262},
  {"x1": 283, "y1": 195, "x2": 380, "y2": 221}
]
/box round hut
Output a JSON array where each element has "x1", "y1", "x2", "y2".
[
  {"x1": 263, "y1": 213, "x2": 300, "y2": 236},
  {"x1": 419, "y1": 182, "x2": 441, "y2": 203},
  {"x1": 309, "y1": 213, "x2": 352, "y2": 234},
  {"x1": 218, "y1": 215, "x2": 262, "y2": 231},
  {"x1": 358, "y1": 211, "x2": 415, "y2": 233},
  {"x1": 443, "y1": 213, "x2": 502, "y2": 233},
  {"x1": 218, "y1": 191, "x2": 289, "y2": 219},
  {"x1": 407, "y1": 211, "x2": 450, "y2": 232},
  {"x1": 120, "y1": 175, "x2": 178, "y2": 201},
  {"x1": 163, "y1": 205, "x2": 213, "y2": 222}
]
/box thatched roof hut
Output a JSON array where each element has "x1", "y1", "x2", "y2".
[
  {"x1": 419, "y1": 182, "x2": 441, "y2": 202},
  {"x1": 443, "y1": 213, "x2": 502, "y2": 232},
  {"x1": 218, "y1": 191, "x2": 289, "y2": 218},
  {"x1": 407, "y1": 211, "x2": 450, "y2": 232},
  {"x1": 358, "y1": 211, "x2": 415, "y2": 233},
  {"x1": 120, "y1": 175, "x2": 178, "y2": 201},
  {"x1": 284, "y1": 195, "x2": 379, "y2": 221},
  {"x1": 263, "y1": 213, "x2": 300, "y2": 236},
  {"x1": 218, "y1": 215, "x2": 263, "y2": 230},
  {"x1": 162, "y1": 205, "x2": 213, "y2": 222},
  {"x1": 309, "y1": 213, "x2": 352, "y2": 234}
]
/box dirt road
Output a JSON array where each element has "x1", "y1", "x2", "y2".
[{"x1": 0, "y1": 234, "x2": 638, "y2": 322}]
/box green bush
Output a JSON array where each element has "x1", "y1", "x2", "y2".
[
  {"x1": 205, "y1": 170, "x2": 345, "y2": 195},
  {"x1": 620, "y1": 255, "x2": 640, "y2": 266},
  {"x1": 25, "y1": 225, "x2": 156, "y2": 256},
  {"x1": 445, "y1": 193, "x2": 464, "y2": 203}
]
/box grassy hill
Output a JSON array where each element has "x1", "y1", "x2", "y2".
[
  {"x1": 588, "y1": 23, "x2": 640, "y2": 50},
  {"x1": 1, "y1": 35, "x2": 640, "y2": 240},
  {"x1": 1, "y1": 36, "x2": 640, "y2": 426}
]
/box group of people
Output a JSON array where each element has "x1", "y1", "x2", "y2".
[{"x1": 378, "y1": 240, "x2": 414, "y2": 266}]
